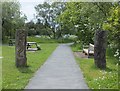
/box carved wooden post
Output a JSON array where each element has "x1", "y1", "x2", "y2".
[
  {"x1": 15, "y1": 29, "x2": 27, "y2": 67},
  {"x1": 94, "y1": 30, "x2": 107, "y2": 69}
]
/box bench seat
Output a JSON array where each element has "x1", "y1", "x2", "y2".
[
  {"x1": 83, "y1": 43, "x2": 94, "y2": 57},
  {"x1": 27, "y1": 48, "x2": 38, "y2": 51},
  {"x1": 83, "y1": 49, "x2": 94, "y2": 55}
]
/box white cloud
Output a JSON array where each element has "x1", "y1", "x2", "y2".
[{"x1": 19, "y1": 0, "x2": 44, "y2": 22}]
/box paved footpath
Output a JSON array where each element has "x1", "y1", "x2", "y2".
[{"x1": 25, "y1": 44, "x2": 89, "y2": 89}]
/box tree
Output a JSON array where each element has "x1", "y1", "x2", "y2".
[
  {"x1": 57, "y1": 2, "x2": 120, "y2": 69},
  {"x1": 2, "y1": 1, "x2": 26, "y2": 42},
  {"x1": 25, "y1": 20, "x2": 36, "y2": 36},
  {"x1": 35, "y1": 2, "x2": 66, "y2": 39},
  {"x1": 103, "y1": 3, "x2": 120, "y2": 61},
  {"x1": 57, "y1": 2, "x2": 112, "y2": 44}
]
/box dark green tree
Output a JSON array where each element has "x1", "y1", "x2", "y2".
[
  {"x1": 57, "y1": 2, "x2": 112, "y2": 44},
  {"x1": 2, "y1": 1, "x2": 26, "y2": 42},
  {"x1": 35, "y1": 2, "x2": 66, "y2": 39}
]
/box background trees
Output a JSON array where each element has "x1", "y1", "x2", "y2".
[
  {"x1": 57, "y1": 2, "x2": 119, "y2": 60},
  {"x1": 103, "y1": 3, "x2": 120, "y2": 60},
  {"x1": 34, "y1": 2, "x2": 66, "y2": 39},
  {"x1": 2, "y1": 1, "x2": 120, "y2": 61},
  {"x1": 57, "y1": 2, "x2": 113, "y2": 44},
  {"x1": 2, "y1": 1, "x2": 27, "y2": 43}
]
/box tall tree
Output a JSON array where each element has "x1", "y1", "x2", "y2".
[
  {"x1": 57, "y1": 2, "x2": 112, "y2": 44},
  {"x1": 2, "y1": 1, "x2": 26, "y2": 42},
  {"x1": 35, "y1": 2, "x2": 65, "y2": 39},
  {"x1": 103, "y1": 3, "x2": 120, "y2": 60}
]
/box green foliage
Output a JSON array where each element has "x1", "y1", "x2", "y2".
[
  {"x1": 27, "y1": 36, "x2": 74, "y2": 43},
  {"x1": 2, "y1": 1, "x2": 27, "y2": 42},
  {"x1": 103, "y1": 3, "x2": 120, "y2": 60},
  {"x1": 34, "y1": 2, "x2": 66, "y2": 39},
  {"x1": 27, "y1": 36, "x2": 57, "y2": 43},
  {"x1": 71, "y1": 43, "x2": 83, "y2": 52},
  {"x1": 57, "y1": 2, "x2": 112, "y2": 44},
  {"x1": 58, "y1": 2, "x2": 119, "y2": 61},
  {"x1": 2, "y1": 44, "x2": 57, "y2": 89}
]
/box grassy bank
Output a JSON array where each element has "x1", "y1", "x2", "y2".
[
  {"x1": 2, "y1": 43, "x2": 58, "y2": 89},
  {"x1": 71, "y1": 43, "x2": 118, "y2": 89}
]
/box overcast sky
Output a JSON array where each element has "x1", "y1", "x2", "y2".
[{"x1": 19, "y1": 0, "x2": 45, "y2": 22}]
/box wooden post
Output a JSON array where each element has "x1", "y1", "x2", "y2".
[
  {"x1": 94, "y1": 30, "x2": 107, "y2": 69},
  {"x1": 15, "y1": 29, "x2": 27, "y2": 67}
]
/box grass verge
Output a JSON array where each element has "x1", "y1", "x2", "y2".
[
  {"x1": 2, "y1": 43, "x2": 58, "y2": 89},
  {"x1": 71, "y1": 43, "x2": 118, "y2": 89}
]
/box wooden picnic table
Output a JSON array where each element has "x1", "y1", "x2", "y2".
[
  {"x1": 27, "y1": 42, "x2": 38, "y2": 47},
  {"x1": 9, "y1": 40, "x2": 41, "y2": 51},
  {"x1": 9, "y1": 39, "x2": 15, "y2": 46},
  {"x1": 26, "y1": 42, "x2": 41, "y2": 51}
]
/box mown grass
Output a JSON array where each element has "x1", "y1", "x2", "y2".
[
  {"x1": 2, "y1": 43, "x2": 58, "y2": 89},
  {"x1": 71, "y1": 43, "x2": 83, "y2": 52},
  {"x1": 71, "y1": 43, "x2": 119, "y2": 90},
  {"x1": 27, "y1": 36, "x2": 74, "y2": 43}
]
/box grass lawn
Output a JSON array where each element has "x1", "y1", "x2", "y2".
[
  {"x1": 2, "y1": 43, "x2": 58, "y2": 89},
  {"x1": 27, "y1": 36, "x2": 74, "y2": 43},
  {"x1": 71, "y1": 43, "x2": 119, "y2": 90}
]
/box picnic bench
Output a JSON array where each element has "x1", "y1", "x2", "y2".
[
  {"x1": 83, "y1": 43, "x2": 94, "y2": 58},
  {"x1": 9, "y1": 39, "x2": 15, "y2": 46},
  {"x1": 26, "y1": 42, "x2": 41, "y2": 51},
  {"x1": 9, "y1": 39, "x2": 41, "y2": 51}
]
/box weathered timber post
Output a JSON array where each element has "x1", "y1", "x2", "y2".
[
  {"x1": 94, "y1": 30, "x2": 107, "y2": 69},
  {"x1": 15, "y1": 29, "x2": 27, "y2": 67}
]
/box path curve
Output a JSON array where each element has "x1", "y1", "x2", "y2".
[{"x1": 25, "y1": 44, "x2": 89, "y2": 89}]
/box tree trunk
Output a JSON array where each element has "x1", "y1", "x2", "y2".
[
  {"x1": 15, "y1": 29, "x2": 27, "y2": 67},
  {"x1": 94, "y1": 30, "x2": 107, "y2": 69}
]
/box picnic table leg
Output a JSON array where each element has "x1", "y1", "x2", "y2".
[
  {"x1": 88, "y1": 50, "x2": 90, "y2": 58},
  {"x1": 35, "y1": 43, "x2": 37, "y2": 47},
  {"x1": 26, "y1": 44, "x2": 31, "y2": 49},
  {"x1": 35, "y1": 43, "x2": 41, "y2": 50},
  {"x1": 27, "y1": 46, "x2": 28, "y2": 49}
]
